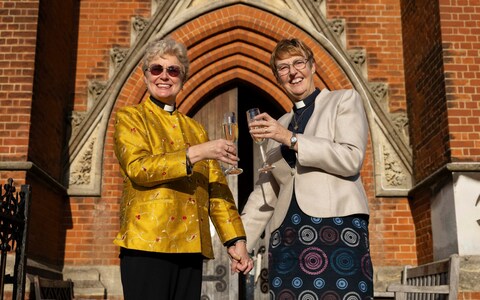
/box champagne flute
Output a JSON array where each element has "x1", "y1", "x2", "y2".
[
  {"x1": 223, "y1": 112, "x2": 243, "y2": 175},
  {"x1": 246, "y1": 108, "x2": 275, "y2": 173}
]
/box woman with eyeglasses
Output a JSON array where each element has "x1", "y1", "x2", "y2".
[
  {"x1": 239, "y1": 38, "x2": 374, "y2": 299},
  {"x1": 113, "y1": 37, "x2": 253, "y2": 300}
]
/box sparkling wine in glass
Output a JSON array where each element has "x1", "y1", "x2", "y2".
[
  {"x1": 223, "y1": 112, "x2": 243, "y2": 175},
  {"x1": 246, "y1": 108, "x2": 275, "y2": 173}
]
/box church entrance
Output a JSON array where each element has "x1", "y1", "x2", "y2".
[{"x1": 194, "y1": 83, "x2": 284, "y2": 299}]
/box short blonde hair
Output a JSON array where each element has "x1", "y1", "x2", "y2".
[{"x1": 269, "y1": 38, "x2": 315, "y2": 82}]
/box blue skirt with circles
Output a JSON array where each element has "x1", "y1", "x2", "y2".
[{"x1": 268, "y1": 196, "x2": 374, "y2": 300}]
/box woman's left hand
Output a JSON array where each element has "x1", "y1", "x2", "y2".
[{"x1": 227, "y1": 241, "x2": 254, "y2": 275}]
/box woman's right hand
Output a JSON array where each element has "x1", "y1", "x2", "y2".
[
  {"x1": 248, "y1": 112, "x2": 291, "y2": 147},
  {"x1": 228, "y1": 241, "x2": 254, "y2": 275},
  {"x1": 188, "y1": 139, "x2": 239, "y2": 165}
]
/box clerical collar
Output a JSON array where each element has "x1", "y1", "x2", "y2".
[
  {"x1": 293, "y1": 88, "x2": 320, "y2": 112},
  {"x1": 149, "y1": 96, "x2": 175, "y2": 112},
  {"x1": 295, "y1": 101, "x2": 306, "y2": 109}
]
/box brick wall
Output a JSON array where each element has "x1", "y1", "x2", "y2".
[
  {"x1": 27, "y1": 175, "x2": 68, "y2": 266},
  {"x1": 399, "y1": 0, "x2": 445, "y2": 263},
  {"x1": 400, "y1": 0, "x2": 480, "y2": 264},
  {"x1": 326, "y1": 0, "x2": 416, "y2": 265},
  {"x1": 408, "y1": 188, "x2": 434, "y2": 264},
  {"x1": 28, "y1": 0, "x2": 79, "y2": 180},
  {"x1": 327, "y1": 0, "x2": 407, "y2": 113},
  {"x1": 29, "y1": 0, "x2": 79, "y2": 265},
  {"x1": 73, "y1": 0, "x2": 151, "y2": 112},
  {"x1": 8, "y1": 0, "x2": 479, "y2": 291},
  {"x1": 401, "y1": 0, "x2": 449, "y2": 182},
  {"x1": 0, "y1": 0, "x2": 423, "y2": 282},
  {"x1": 439, "y1": 0, "x2": 480, "y2": 161},
  {"x1": 0, "y1": 0, "x2": 81, "y2": 266},
  {"x1": 2, "y1": 0, "x2": 480, "y2": 298},
  {"x1": 64, "y1": 0, "x2": 152, "y2": 266},
  {"x1": 58, "y1": 0, "x2": 420, "y2": 270},
  {"x1": 0, "y1": 0, "x2": 38, "y2": 165}
]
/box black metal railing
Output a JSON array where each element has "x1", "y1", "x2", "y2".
[{"x1": 0, "y1": 178, "x2": 31, "y2": 300}]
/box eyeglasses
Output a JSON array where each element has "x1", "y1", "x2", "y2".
[
  {"x1": 276, "y1": 58, "x2": 310, "y2": 76},
  {"x1": 145, "y1": 64, "x2": 182, "y2": 77}
]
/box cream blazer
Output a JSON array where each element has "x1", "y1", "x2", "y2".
[{"x1": 241, "y1": 88, "x2": 370, "y2": 252}]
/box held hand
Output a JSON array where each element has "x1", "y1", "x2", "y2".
[
  {"x1": 188, "y1": 139, "x2": 239, "y2": 165},
  {"x1": 227, "y1": 241, "x2": 254, "y2": 275},
  {"x1": 248, "y1": 112, "x2": 291, "y2": 146}
]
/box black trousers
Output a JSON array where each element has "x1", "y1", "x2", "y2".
[{"x1": 120, "y1": 248, "x2": 204, "y2": 300}]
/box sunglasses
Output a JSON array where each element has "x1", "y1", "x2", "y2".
[{"x1": 146, "y1": 64, "x2": 182, "y2": 77}]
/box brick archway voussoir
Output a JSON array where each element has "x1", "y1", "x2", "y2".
[
  {"x1": 168, "y1": 5, "x2": 347, "y2": 110},
  {"x1": 173, "y1": 4, "x2": 295, "y2": 52},
  {"x1": 116, "y1": 3, "x2": 348, "y2": 117},
  {"x1": 178, "y1": 67, "x2": 289, "y2": 114},
  {"x1": 186, "y1": 30, "x2": 275, "y2": 78}
]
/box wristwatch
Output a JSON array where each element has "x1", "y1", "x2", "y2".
[{"x1": 289, "y1": 132, "x2": 298, "y2": 149}]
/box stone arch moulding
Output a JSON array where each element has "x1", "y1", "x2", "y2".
[{"x1": 64, "y1": 0, "x2": 412, "y2": 197}]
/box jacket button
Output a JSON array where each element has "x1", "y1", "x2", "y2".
[{"x1": 290, "y1": 169, "x2": 295, "y2": 176}]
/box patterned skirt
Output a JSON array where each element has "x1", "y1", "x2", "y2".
[{"x1": 268, "y1": 196, "x2": 374, "y2": 300}]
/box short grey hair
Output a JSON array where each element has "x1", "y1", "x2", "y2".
[{"x1": 142, "y1": 37, "x2": 190, "y2": 84}]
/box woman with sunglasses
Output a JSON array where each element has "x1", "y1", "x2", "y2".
[
  {"x1": 239, "y1": 38, "x2": 374, "y2": 299},
  {"x1": 113, "y1": 37, "x2": 253, "y2": 300}
]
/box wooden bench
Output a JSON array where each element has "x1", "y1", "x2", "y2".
[
  {"x1": 387, "y1": 254, "x2": 460, "y2": 300},
  {"x1": 32, "y1": 275, "x2": 74, "y2": 300}
]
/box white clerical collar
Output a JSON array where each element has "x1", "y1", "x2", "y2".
[
  {"x1": 294, "y1": 101, "x2": 305, "y2": 109},
  {"x1": 164, "y1": 104, "x2": 175, "y2": 112}
]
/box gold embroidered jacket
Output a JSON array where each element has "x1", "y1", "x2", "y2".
[{"x1": 113, "y1": 98, "x2": 246, "y2": 259}]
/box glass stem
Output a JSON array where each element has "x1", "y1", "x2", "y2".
[{"x1": 259, "y1": 144, "x2": 267, "y2": 164}]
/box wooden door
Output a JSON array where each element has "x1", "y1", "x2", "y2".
[
  {"x1": 194, "y1": 85, "x2": 282, "y2": 299},
  {"x1": 194, "y1": 88, "x2": 240, "y2": 300}
]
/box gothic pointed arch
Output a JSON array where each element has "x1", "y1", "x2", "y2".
[{"x1": 65, "y1": 0, "x2": 412, "y2": 197}]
